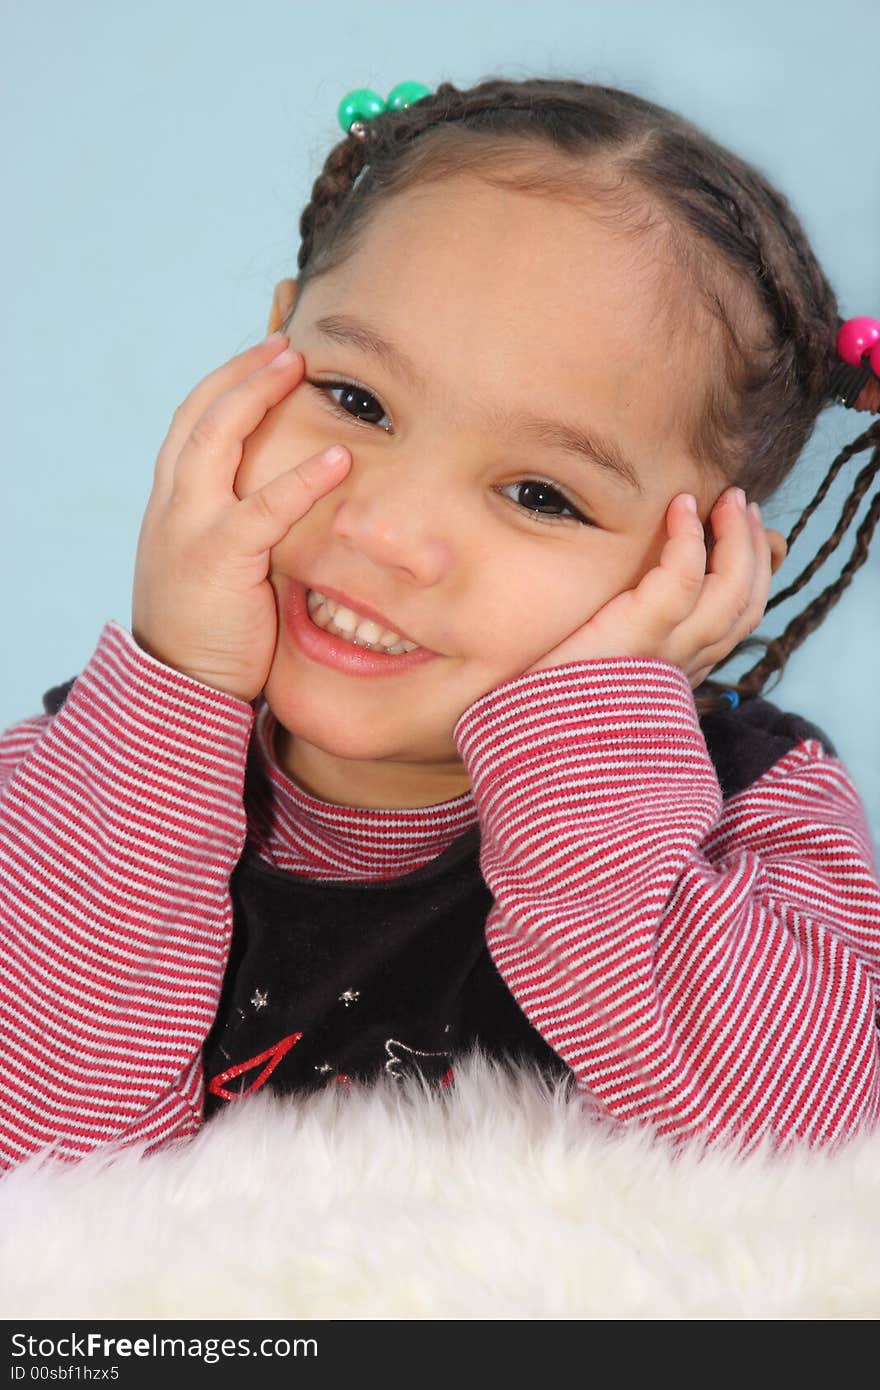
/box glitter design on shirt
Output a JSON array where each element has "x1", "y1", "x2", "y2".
[
  {"x1": 384, "y1": 1038, "x2": 453, "y2": 1081},
  {"x1": 206, "y1": 1032, "x2": 303, "y2": 1101}
]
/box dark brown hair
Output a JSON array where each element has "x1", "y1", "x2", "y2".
[{"x1": 287, "y1": 75, "x2": 880, "y2": 716}]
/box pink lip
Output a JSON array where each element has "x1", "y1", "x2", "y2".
[{"x1": 284, "y1": 580, "x2": 440, "y2": 678}]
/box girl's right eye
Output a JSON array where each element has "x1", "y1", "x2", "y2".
[{"x1": 306, "y1": 379, "x2": 392, "y2": 432}]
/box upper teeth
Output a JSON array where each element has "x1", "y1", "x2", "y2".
[{"x1": 306, "y1": 590, "x2": 419, "y2": 654}]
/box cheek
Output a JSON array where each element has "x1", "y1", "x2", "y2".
[
  {"x1": 618, "y1": 516, "x2": 668, "y2": 586},
  {"x1": 233, "y1": 400, "x2": 319, "y2": 499},
  {"x1": 461, "y1": 555, "x2": 606, "y2": 671}
]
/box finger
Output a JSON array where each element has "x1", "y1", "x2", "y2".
[
  {"x1": 765, "y1": 525, "x2": 788, "y2": 575},
  {"x1": 687, "y1": 662, "x2": 714, "y2": 690},
  {"x1": 745, "y1": 501, "x2": 774, "y2": 622},
  {"x1": 152, "y1": 333, "x2": 294, "y2": 498},
  {"x1": 698, "y1": 487, "x2": 762, "y2": 635},
  {"x1": 688, "y1": 492, "x2": 770, "y2": 673},
  {"x1": 227, "y1": 443, "x2": 352, "y2": 559},
  {"x1": 169, "y1": 347, "x2": 307, "y2": 506},
  {"x1": 633, "y1": 493, "x2": 707, "y2": 630}
]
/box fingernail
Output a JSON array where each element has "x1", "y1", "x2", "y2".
[
  {"x1": 731, "y1": 487, "x2": 746, "y2": 509},
  {"x1": 269, "y1": 346, "x2": 298, "y2": 368},
  {"x1": 682, "y1": 494, "x2": 697, "y2": 512},
  {"x1": 320, "y1": 445, "x2": 347, "y2": 465},
  {"x1": 264, "y1": 330, "x2": 287, "y2": 346}
]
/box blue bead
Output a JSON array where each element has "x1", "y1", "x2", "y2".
[{"x1": 720, "y1": 690, "x2": 740, "y2": 710}]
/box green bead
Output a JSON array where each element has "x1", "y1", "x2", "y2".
[
  {"x1": 385, "y1": 81, "x2": 432, "y2": 112},
  {"x1": 337, "y1": 88, "x2": 387, "y2": 134}
]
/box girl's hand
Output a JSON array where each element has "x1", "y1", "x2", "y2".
[
  {"x1": 523, "y1": 486, "x2": 784, "y2": 688},
  {"x1": 131, "y1": 333, "x2": 351, "y2": 703}
]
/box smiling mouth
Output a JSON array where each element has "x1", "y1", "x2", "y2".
[{"x1": 305, "y1": 588, "x2": 422, "y2": 654}]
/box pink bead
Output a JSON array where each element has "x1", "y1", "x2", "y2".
[{"x1": 837, "y1": 315, "x2": 880, "y2": 371}]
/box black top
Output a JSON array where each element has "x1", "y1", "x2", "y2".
[{"x1": 39, "y1": 673, "x2": 837, "y2": 1116}]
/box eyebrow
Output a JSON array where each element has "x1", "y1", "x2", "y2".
[{"x1": 312, "y1": 312, "x2": 645, "y2": 495}]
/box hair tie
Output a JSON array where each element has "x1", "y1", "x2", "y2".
[
  {"x1": 828, "y1": 316, "x2": 880, "y2": 411},
  {"x1": 719, "y1": 690, "x2": 740, "y2": 710},
  {"x1": 337, "y1": 82, "x2": 432, "y2": 138}
]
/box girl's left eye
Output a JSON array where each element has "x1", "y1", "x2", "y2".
[
  {"x1": 497, "y1": 480, "x2": 593, "y2": 527},
  {"x1": 307, "y1": 379, "x2": 393, "y2": 432}
]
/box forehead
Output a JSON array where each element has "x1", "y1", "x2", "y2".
[
  {"x1": 323, "y1": 174, "x2": 681, "y2": 353},
  {"x1": 301, "y1": 174, "x2": 705, "y2": 480}
]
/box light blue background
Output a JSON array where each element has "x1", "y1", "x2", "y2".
[{"x1": 2, "y1": 2, "x2": 878, "y2": 855}]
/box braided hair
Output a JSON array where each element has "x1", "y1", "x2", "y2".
[{"x1": 285, "y1": 75, "x2": 880, "y2": 717}]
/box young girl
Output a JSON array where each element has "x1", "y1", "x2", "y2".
[{"x1": 2, "y1": 75, "x2": 879, "y2": 1172}]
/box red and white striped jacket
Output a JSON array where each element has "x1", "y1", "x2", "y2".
[{"x1": 1, "y1": 618, "x2": 878, "y2": 1171}]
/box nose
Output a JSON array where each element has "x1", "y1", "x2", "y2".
[{"x1": 326, "y1": 453, "x2": 454, "y2": 585}]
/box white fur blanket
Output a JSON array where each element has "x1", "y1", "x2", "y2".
[{"x1": 2, "y1": 1053, "x2": 879, "y2": 1320}]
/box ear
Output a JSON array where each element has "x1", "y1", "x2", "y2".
[
  {"x1": 765, "y1": 527, "x2": 788, "y2": 576},
  {"x1": 267, "y1": 278, "x2": 300, "y2": 335}
]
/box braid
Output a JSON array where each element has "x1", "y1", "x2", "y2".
[
  {"x1": 768, "y1": 418, "x2": 880, "y2": 600},
  {"x1": 288, "y1": 74, "x2": 880, "y2": 718},
  {"x1": 745, "y1": 489, "x2": 880, "y2": 700},
  {"x1": 689, "y1": 163, "x2": 837, "y2": 404},
  {"x1": 297, "y1": 136, "x2": 368, "y2": 272},
  {"x1": 666, "y1": 156, "x2": 880, "y2": 712},
  {"x1": 296, "y1": 77, "x2": 605, "y2": 273},
  {"x1": 706, "y1": 420, "x2": 880, "y2": 706}
]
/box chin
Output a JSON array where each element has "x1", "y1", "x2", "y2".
[{"x1": 267, "y1": 695, "x2": 412, "y2": 762}]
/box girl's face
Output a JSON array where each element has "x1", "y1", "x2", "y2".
[{"x1": 237, "y1": 173, "x2": 726, "y2": 808}]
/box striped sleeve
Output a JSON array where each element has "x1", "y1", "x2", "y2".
[
  {"x1": 0, "y1": 620, "x2": 255, "y2": 1171},
  {"x1": 453, "y1": 658, "x2": 880, "y2": 1152}
]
